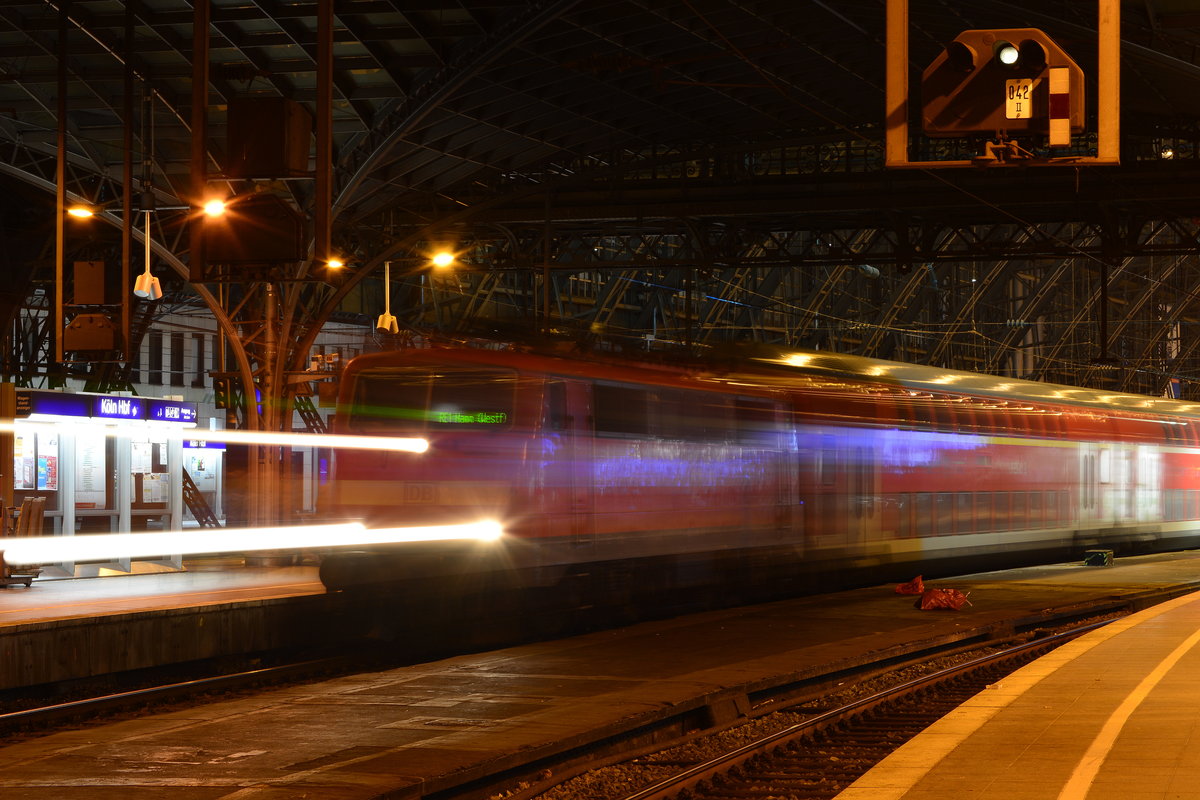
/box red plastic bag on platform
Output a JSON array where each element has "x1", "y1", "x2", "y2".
[
  {"x1": 895, "y1": 575, "x2": 925, "y2": 595},
  {"x1": 917, "y1": 588, "x2": 972, "y2": 611}
]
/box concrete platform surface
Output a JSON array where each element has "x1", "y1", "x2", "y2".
[
  {"x1": 0, "y1": 564, "x2": 336, "y2": 691},
  {"x1": 838, "y1": 576, "x2": 1200, "y2": 800},
  {"x1": 0, "y1": 564, "x2": 323, "y2": 626},
  {"x1": 3, "y1": 551, "x2": 1200, "y2": 799}
]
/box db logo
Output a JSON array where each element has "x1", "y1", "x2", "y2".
[{"x1": 403, "y1": 483, "x2": 436, "y2": 503}]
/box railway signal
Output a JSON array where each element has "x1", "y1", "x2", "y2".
[{"x1": 921, "y1": 28, "x2": 1083, "y2": 147}]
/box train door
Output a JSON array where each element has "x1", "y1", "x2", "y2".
[
  {"x1": 545, "y1": 379, "x2": 594, "y2": 550},
  {"x1": 1078, "y1": 443, "x2": 1103, "y2": 527},
  {"x1": 810, "y1": 431, "x2": 875, "y2": 552},
  {"x1": 850, "y1": 435, "x2": 878, "y2": 552}
]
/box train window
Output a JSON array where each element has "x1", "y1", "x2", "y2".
[
  {"x1": 993, "y1": 492, "x2": 1010, "y2": 529},
  {"x1": 896, "y1": 493, "x2": 911, "y2": 538},
  {"x1": 545, "y1": 381, "x2": 568, "y2": 431},
  {"x1": 1012, "y1": 492, "x2": 1028, "y2": 529},
  {"x1": 914, "y1": 492, "x2": 932, "y2": 535},
  {"x1": 735, "y1": 397, "x2": 778, "y2": 444},
  {"x1": 976, "y1": 492, "x2": 993, "y2": 533},
  {"x1": 915, "y1": 399, "x2": 934, "y2": 428},
  {"x1": 820, "y1": 436, "x2": 837, "y2": 486},
  {"x1": 1030, "y1": 491, "x2": 1043, "y2": 526},
  {"x1": 1046, "y1": 412, "x2": 1063, "y2": 437},
  {"x1": 656, "y1": 391, "x2": 687, "y2": 439},
  {"x1": 666, "y1": 391, "x2": 733, "y2": 442},
  {"x1": 594, "y1": 383, "x2": 651, "y2": 437},
  {"x1": 346, "y1": 367, "x2": 516, "y2": 432},
  {"x1": 1185, "y1": 424, "x2": 1200, "y2": 447},
  {"x1": 935, "y1": 397, "x2": 958, "y2": 431},
  {"x1": 892, "y1": 395, "x2": 915, "y2": 429},
  {"x1": 956, "y1": 492, "x2": 972, "y2": 534},
  {"x1": 936, "y1": 493, "x2": 954, "y2": 535}
]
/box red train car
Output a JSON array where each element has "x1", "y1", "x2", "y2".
[{"x1": 318, "y1": 343, "x2": 1200, "y2": 605}]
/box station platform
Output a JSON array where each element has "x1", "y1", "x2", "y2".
[
  {"x1": 0, "y1": 562, "x2": 323, "y2": 627},
  {"x1": 839, "y1": 578, "x2": 1200, "y2": 800},
  {"x1": 3, "y1": 552, "x2": 1200, "y2": 798},
  {"x1": 0, "y1": 562, "x2": 332, "y2": 691}
]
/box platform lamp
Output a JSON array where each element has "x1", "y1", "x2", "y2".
[
  {"x1": 132, "y1": 208, "x2": 162, "y2": 301},
  {"x1": 376, "y1": 260, "x2": 399, "y2": 334}
]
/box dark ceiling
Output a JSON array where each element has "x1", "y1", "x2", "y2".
[{"x1": 4, "y1": 1, "x2": 1200, "y2": 399}]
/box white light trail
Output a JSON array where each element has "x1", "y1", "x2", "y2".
[
  {"x1": 0, "y1": 520, "x2": 502, "y2": 566},
  {"x1": 0, "y1": 420, "x2": 428, "y2": 454}
]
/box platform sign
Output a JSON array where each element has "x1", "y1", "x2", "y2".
[
  {"x1": 148, "y1": 399, "x2": 198, "y2": 424},
  {"x1": 1006, "y1": 78, "x2": 1034, "y2": 119}
]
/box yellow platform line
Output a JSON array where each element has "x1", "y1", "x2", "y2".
[{"x1": 836, "y1": 590, "x2": 1200, "y2": 800}]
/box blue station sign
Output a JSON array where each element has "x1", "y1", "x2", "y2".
[{"x1": 17, "y1": 389, "x2": 197, "y2": 426}]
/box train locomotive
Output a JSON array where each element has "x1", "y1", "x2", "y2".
[{"x1": 317, "y1": 342, "x2": 1200, "y2": 611}]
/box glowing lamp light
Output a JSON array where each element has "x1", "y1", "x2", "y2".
[
  {"x1": 0, "y1": 420, "x2": 429, "y2": 455},
  {"x1": 431, "y1": 251, "x2": 455, "y2": 268},
  {"x1": 67, "y1": 205, "x2": 95, "y2": 218},
  {"x1": 0, "y1": 519, "x2": 503, "y2": 567},
  {"x1": 996, "y1": 42, "x2": 1020, "y2": 65},
  {"x1": 327, "y1": 257, "x2": 345, "y2": 269},
  {"x1": 780, "y1": 353, "x2": 813, "y2": 368},
  {"x1": 202, "y1": 199, "x2": 227, "y2": 216}
]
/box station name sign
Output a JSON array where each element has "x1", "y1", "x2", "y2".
[
  {"x1": 94, "y1": 396, "x2": 141, "y2": 420},
  {"x1": 16, "y1": 389, "x2": 197, "y2": 426}
]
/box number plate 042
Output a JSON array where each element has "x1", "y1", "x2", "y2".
[{"x1": 1006, "y1": 79, "x2": 1033, "y2": 120}]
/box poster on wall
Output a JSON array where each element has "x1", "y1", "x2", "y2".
[
  {"x1": 132, "y1": 438, "x2": 169, "y2": 506},
  {"x1": 13, "y1": 433, "x2": 34, "y2": 490},
  {"x1": 75, "y1": 431, "x2": 107, "y2": 509},
  {"x1": 186, "y1": 450, "x2": 219, "y2": 493},
  {"x1": 141, "y1": 473, "x2": 169, "y2": 504},
  {"x1": 36, "y1": 432, "x2": 58, "y2": 491},
  {"x1": 131, "y1": 441, "x2": 152, "y2": 474}
]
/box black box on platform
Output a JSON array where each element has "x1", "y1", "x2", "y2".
[{"x1": 1083, "y1": 549, "x2": 1113, "y2": 567}]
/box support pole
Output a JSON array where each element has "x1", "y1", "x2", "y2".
[
  {"x1": 884, "y1": 0, "x2": 909, "y2": 167},
  {"x1": 1097, "y1": 0, "x2": 1121, "y2": 164},
  {"x1": 122, "y1": 5, "x2": 133, "y2": 361},
  {"x1": 543, "y1": 194, "x2": 551, "y2": 333},
  {"x1": 55, "y1": 0, "x2": 69, "y2": 364},
  {"x1": 0, "y1": 384, "x2": 14, "y2": 527},
  {"x1": 188, "y1": 0, "x2": 210, "y2": 281},
  {"x1": 314, "y1": 0, "x2": 333, "y2": 266}
]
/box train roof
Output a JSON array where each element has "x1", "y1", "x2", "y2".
[
  {"x1": 346, "y1": 343, "x2": 1200, "y2": 422},
  {"x1": 736, "y1": 349, "x2": 1200, "y2": 422}
]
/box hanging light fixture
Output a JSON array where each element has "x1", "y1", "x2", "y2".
[
  {"x1": 376, "y1": 260, "x2": 399, "y2": 334},
  {"x1": 133, "y1": 209, "x2": 162, "y2": 300}
]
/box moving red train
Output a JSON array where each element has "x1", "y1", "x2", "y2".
[{"x1": 318, "y1": 342, "x2": 1200, "y2": 607}]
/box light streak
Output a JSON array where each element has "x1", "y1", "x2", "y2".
[
  {"x1": 0, "y1": 520, "x2": 503, "y2": 566},
  {"x1": 0, "y1": 420, "x2": 429, "y2": 454}
]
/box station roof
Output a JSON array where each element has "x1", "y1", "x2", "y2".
[{"x1": 2, "y1": 1, "x2": 1200, "y2": 396}]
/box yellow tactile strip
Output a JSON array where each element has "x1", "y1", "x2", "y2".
[{"x1": 837, "y1": 590, "x2": 1200, "y2": 800}]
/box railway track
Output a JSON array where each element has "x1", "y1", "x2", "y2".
[
  {"x1": 535, "y1": 619, "x2": 1112, "y2": 800},
  {"x1": 0, "y1": 651, "x2": 378, "y2": 738},
  {"x1": 0, "y1": 594, "x2": 1147, "y2": 800}
]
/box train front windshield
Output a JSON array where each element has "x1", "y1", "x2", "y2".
[{"x1": 346, "y1": 367, "x2": 516, "y2": 433}]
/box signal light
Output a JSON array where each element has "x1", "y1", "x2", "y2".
[
  {"x1": 921, "y1": 28, "x2": 1083, "y2": 144},
  {"x1": 213, "y1": 377, "x2": 231, "y2": 409}
]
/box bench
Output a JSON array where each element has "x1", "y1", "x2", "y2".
[{"x1": 1, "y1": 497, "x2": 46, "y2": 587}]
